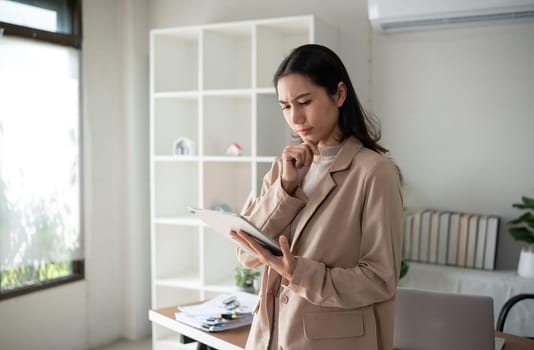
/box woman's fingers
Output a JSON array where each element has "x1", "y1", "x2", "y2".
[
  {"x1": 280, "y1": 235, "x2": 291, "y2": 259},
  {"x1": 304, "y1": 141, "x2": 320, "y2": 156},
  {"x1": 232, "y1": 231, "x2": 295, "y2": 283},
  {"x1": 283, "y1": 143, "x2": 315, "y2": 168},
  {"x1": 279, "y1": 235, "x2": 296, "y2": 281},
  {"x1": 232, "y1": 230, "x2": 270, "y2": 263}
]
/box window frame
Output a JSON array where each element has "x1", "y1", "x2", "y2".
[
  {"x1": 0, "y1": 0, "x2": 84, "y2": 300},
  {"x1": 0, "y1": 0, "x2": 82, "y2": 48}
]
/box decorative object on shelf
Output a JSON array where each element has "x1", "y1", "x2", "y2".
[
  {"x1": 234, "y1": 266, "x2": 260, "y2": 294},
  {"x1": 224, "y1": 143, "x2": 242, "y2": 156},
  {"x1": 509, "y1": 195, "x2": 534, "y2": 278},
  {"x1": 211, "y1": 203, "x2": 232, "y2": 213},
  {"x1": 173, "y1": 137, "x2": 194, "y2": 156}
]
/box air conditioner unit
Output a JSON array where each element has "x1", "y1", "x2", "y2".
[{"x1": 368, "y1": 0, "x2": 534, "y2": 32}]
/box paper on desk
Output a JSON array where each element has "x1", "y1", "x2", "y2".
[
  {"x1": 175, "y1": 312, "x2": 254, "y2": 332},
  {"x1": 175, "y1": 291, "x2": 258, "y2": 332},
  {"x1": 178, "y1": 291, "x2": 258, "y2": 316}
]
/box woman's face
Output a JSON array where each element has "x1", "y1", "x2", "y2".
[{"x1": 277, "y1": 73, "x2": 345, "y2": 147}]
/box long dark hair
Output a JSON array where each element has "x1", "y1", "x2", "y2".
[{"x1": 273, "y1": 44, "x2": 388, "y2": 154}]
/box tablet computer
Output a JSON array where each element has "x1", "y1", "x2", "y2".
[{"x1": 189, "y1": 207, "x2": 282, "y2": 256}]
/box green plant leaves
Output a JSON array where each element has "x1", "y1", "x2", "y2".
[
  {"x1": 234, "y1": 266, "x2": 260, "y2": 288},
  {"x1": 399, "y1": 260, "x2": 409, "y2": 279},
  {"x1": 509, "y1": 195, "x2": 534, "y2": 244},
  {"x1": 512, "y1": 196, "x2": 534, "y2": 210},
  {"x1": 509, "y1": 227, "x2": 534, "y2": 244},
  {"x1": 509, "y1": 212, "x2": 534, "y2": 228}
]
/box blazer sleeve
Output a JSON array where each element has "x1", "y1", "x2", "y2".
[
  {"x1": 288, "y1": 158, "x2": 403, "y2": 308},
  {"x1": 236, "y1": 159, "x2": 307, "y2": 269}
]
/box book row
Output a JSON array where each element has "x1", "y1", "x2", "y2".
[{"x1": 402, "y1": 211, "x2": 500, "y2": 270}]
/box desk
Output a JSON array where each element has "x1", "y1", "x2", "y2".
[
  {"x1": 149, "y1": 306, "x2": 249, "y2": 350},
  {"x1": 149, "y1": 306, "x2": 534, "y2": 350}
]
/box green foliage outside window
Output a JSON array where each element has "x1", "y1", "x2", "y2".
[
  {"x1": 0, "y1": 261, "x2": 72, "y2": 291},
  {"x1": 0, "y1": 178, "x2": 74, "y2": 293}
]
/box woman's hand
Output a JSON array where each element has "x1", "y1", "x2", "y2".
[
  {"x1": 231, "y1": 230, "x2": 296, "y2": 285},
  {"x1": 281, "y1": 142, "x2": 319, "y2": 194}
]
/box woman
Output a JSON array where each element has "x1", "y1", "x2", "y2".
[{"x1": 231, "y1": 44, "x2": 403, "y2": 350}]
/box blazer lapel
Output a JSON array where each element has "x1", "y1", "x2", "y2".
[{"x1": 290, "y1": 136, "x2": 364, "y2": 249}]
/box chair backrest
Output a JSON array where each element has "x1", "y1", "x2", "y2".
[
  {"x1": 496, "y1": 293, "x2": 534, "y2": 339},
  {"x1": 394, "y1": 288, "x2": 495, "y2": 350}
]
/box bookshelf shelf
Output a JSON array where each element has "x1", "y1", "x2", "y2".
[{"x1": 150, "y1": 15, "x2": 337, "y2": 350}]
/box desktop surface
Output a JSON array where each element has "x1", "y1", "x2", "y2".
[{"x1": 150, "y1": 305, "x2": 534, "y2": 350}]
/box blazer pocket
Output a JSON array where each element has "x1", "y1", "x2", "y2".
[{"x1": 303, "y1": 309, "x2": 364, "y2": 340}]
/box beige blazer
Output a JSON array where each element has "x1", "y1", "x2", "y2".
[{"x1": 238, "y1": 136, "x2": 403, "y2": 350}]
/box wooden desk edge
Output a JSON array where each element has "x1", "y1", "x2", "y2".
[
  {"x1": 150, "y1": 306, "x2": 248, "y2": 350},
  {"x1": 150, "y1": 306, "x2": 534, "y2": 350},
  {"x1": 495, "y1": 331, "x2": 534, "y2": 350}
]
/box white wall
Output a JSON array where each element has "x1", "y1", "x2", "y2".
[
  {"x1": 372, "y1": 21, "x2": 534, "y2": 269},
  {"x1": 84, "y1": 0, "x2": 150, "y2": 344},
  {"x1": 116, "y1": 0, "x2": 151, "y2": 340},
  {"x1": 149, "y1": 0, "x2": 534, "y2": 270},
  {"x1": 0, "y1": 0, "x2": 151, "y2": 349}
]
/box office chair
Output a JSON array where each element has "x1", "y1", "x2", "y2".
[{"x1": 496, "y1": 293, "x2": 534, "y2": 339}]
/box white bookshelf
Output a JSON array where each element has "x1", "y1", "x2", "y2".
[{"x1": 149, "y1": 15, "x2": 337, "y2": 349}]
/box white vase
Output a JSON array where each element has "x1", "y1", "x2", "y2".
[{"x1": 517, "y1": 245, "x2": 534, "y2": 278}]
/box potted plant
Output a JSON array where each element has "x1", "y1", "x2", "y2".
[
  {"x1": 400, "y1": 260, "x2": 409, "y2": 280},
  {"x1": 509, "y1": 195, "x2": 534, "y2": 278},
  {"x1": 234, "y1": 266, "x2": 260, "y2": 293}
]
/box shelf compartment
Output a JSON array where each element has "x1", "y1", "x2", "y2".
[
  {"x1": 153, "y1": 29, "x2": 199, "y2": 92},
  {"x1": 153, "y1": 96, "x2": 198, "y2": 156},
  {"x1": 203, "y1": 228, "x2": 238, "y2": 287},
  {"x1": 155, "y1": 224, "x2": 200, "y2": 281},
  {"x1": 203, "y1": 156, "x2": 252, "y2": 163},
  {"x1": 156, "y1": 275, "x2": 202, "y2": 290},
  {"x1": 256, "y1": 162, "x2": 273, "y2": 196},
  {"x1": 154, "y1": 217, "x2": 200, "y2": 226},
  {"x1": 203, "y1": 25, "x2": 252, "y2": 90},
  {"x1": 255, "y1": 18, "x2": 311, "y2": 88},
  {"x1": 153, "y1": 285, "x2": 201, "y2": 310},
  {"x1": 203, "y1": 277, "x2": 236, "y2": 294},
  {"x1": 154, "y1": 162, "x2": 198, "y2": 217},
  {"x1": 203, "y1": 95, "x2": 252, "y2": 156},
  {"x1": 256, "y1": 93, "x2": 293, "y2": 157},
  {"x1": 203, "y1": 162, "x2": 252, "y2": 213}
]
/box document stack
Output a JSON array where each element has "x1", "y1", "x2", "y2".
[{"x1": 175, "y1": 291, "x2": 258, "y2": 332}]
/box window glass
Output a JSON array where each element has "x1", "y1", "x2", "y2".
[
  {"x1": 0, "y1": 0, "x2": 74, "y2": 34},
  {"x1": 0, "y1": 35, "x2": 82, "y2": 293}
]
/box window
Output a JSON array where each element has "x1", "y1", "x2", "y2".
[{"x1": 0, "y1": 0, "x2": 83, "y2": 299}]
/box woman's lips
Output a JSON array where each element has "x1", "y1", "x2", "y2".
[{"x1": 298, "y1": 127, "x2": 312, "y2": 135}]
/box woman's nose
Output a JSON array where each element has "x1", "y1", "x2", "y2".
[{"x1": 291, "y1": 107, "x2": 305, "y2": 125}]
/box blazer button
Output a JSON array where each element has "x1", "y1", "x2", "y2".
[{"x1": 281, "y1": 295, "x2": 289, "y2": 304}]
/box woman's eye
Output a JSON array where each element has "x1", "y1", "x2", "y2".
[
  {"x1": 299, "y1": 100, "x2": 311, "y2": 106},
  {"x1": 281, "y1": 105, "x2": 290, "y2": 111}
]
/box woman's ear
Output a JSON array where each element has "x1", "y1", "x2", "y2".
[{"x1": 335, "y1": 82, "x2": 347, "y2": 107}]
